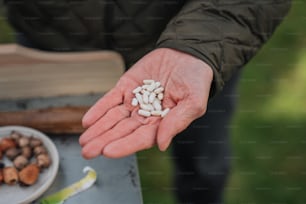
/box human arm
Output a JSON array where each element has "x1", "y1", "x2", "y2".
[
  {"x1": 157, "y1": 0, "x2": 291, "y2": 96},
  {"x1": 80, "y1": 0, "x2": 291, "y2": 159}
]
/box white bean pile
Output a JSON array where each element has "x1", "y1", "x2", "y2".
[{"x1": 131, "y1": 79, "x2": 170, "y2": 118}]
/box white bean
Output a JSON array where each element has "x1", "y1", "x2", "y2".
[
  {"x1": 143, "y1": 79, "x2": 155, "y2": 85},
  {"x1": 142, "y1": 84, "x2": 149, "y2": 90},
  {"x1": 161, "y1": 108, "x2": 170, "y2": 117},
  {"x1": 142, "y1": 92, "x2": 149, "y2": 104},
  {"x1": 140, "y1": 103, "x2": 154, "y2": 111},
  {"x1": 140, "y1": 89, "x2": 147, "y2": 94},
  {"x1": 131, "y1": 98, "x2": 138, "y2": 106},
  {"x1": 147, "y1": 104, "x2": 154, "y2": 111},
  {"x1": 154, "y1": 87, "x2": 164, "y2": 94},
  {"x1": 151, "y1": 110, "x2": 162, "y2": 116},
  {"x1": 149, "y1": 92, "x2": 156, "y2": 103},
  {"x1": 132, "y1": 86, "x2": 142, "y2": 94},
  {"x1": 138, "y1": 109, "x2": 151, "y2": 117},
  {"x1": 157, "y1": 93, "x2": 164, "y2": 100},
  {"x1": 135, "y1": 93, "x2": 143, "y2": 104},
  {"x1": 153, "y1": 99, "x2": 162, "y2": 111},
  {"x1": 147, "y1": 83, "x2": 156, "y2": 92},
  {"x1": 154, "y1": 82, "x2": 161, "y2": 89}
]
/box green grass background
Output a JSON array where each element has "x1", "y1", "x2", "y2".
[{"x1": 1, "y1": 1, "x2": 306, "y2": 203}]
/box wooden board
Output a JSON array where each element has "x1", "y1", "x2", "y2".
[
  {"x1": 0, "y1": 106, "x2": 88, "y2": 134},
  {"x1": 0, "y1": 44, "x2": 125, "y2": 133},
  {"x1": 0, "y1": 44, "x2": 125, "y2": 100}
]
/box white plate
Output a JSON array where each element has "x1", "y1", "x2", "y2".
[{"x1": 0, "y1": 126, "x2": 59, "y2": 204}]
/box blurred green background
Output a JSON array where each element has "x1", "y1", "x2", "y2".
[{"x1": 1, "y1": 1, "x2": 306, "y2": 203}]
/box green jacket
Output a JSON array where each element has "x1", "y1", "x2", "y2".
[{"x1": 6, "y1": 0, "x2": 291, "y2": 96}]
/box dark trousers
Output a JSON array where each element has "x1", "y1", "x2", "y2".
[{"x1": 173, "y1": 73, "x2": 240, "y2": 204}]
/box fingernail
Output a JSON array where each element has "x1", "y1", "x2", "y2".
[
  {"x1": 82, "y1": 113, "x2": 91, "y2": 128},
  {"x1": 158, "y1": 138, "x2": 171, "y2": 152}
]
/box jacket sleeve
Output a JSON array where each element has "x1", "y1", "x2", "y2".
[{"x1": 157, "y1": 0, "x2": 291, "y2": 97}]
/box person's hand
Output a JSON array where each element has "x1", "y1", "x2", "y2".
[{"x1": 79, "y1": 48, "x2": 213, "y2": 159}]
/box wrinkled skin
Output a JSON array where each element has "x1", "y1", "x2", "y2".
[{"x1": 79, "y1": 48, "x2": 213, "y2": 159}]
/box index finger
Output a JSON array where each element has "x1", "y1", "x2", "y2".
[{"x1": 82, "y1": 88, "x2": 123, "y2": 128}]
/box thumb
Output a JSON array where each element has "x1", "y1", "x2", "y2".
[{"x1": 157, "y1": 101, "x2": 206, "y2": 151}]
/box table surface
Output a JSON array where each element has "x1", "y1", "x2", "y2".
[
  {"x1": 0, "y1": 95, "x2": 143, "y2": 204},
  {"x1": 33, "y1": 134, "x2": 143, "y2": 204}
]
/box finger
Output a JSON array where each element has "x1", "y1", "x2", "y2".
[
  {"x1": 79, "y1": 105, "x2": 130, "y2": 146},
  {"x1": 82, "y1": 88, "x2": 123, "y2": 128},
  {"x1": 103, "y1": 124, "x2": 158, "y2": 158},
  {"x1": 157, "y1": 102, "x2": 202, "y2": 151},
  {"x1": 81, "y1": 117, "x2": 142, "y2": 159}
]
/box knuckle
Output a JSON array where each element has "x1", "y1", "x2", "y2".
[{"x1": 192, "y1": 99, "x2": 207, "y2": 116}]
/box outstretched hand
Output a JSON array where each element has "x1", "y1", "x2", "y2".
[{"x1": 79, "y1": 48, "x2": 213, "y2": 159}]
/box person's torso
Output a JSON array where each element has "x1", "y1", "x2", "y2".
[{"x1": 7, "y1": 0, "x2": 184, "y2": 64}]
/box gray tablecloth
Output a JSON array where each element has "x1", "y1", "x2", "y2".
[
  {"x1": 34, "y1": 135, "x2": 143, "y2": 204},
  {"x1": 0, "y1": 95, "x2": 143, "y2": 204}
]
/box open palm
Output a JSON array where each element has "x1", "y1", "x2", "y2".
[{"x1": 79, "y1": 48, "x2": 213, "y2": 159}]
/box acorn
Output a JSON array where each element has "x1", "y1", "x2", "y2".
[
  {"x1": 10, "y1": 131, "x2": 22, "y2": 141},
  {"x1": 36, "y1": 154, "x2": 51, "y2": 169},
  {"x1": 0, "y1": 138, "x2": 17, "y2": 152},
  {"x1": 0, "y1": 169, "x2": 3, "y2": 184},
  {"x1": 34, "y1": 146, "x2": 47, "y2": 156},
  {"x1": 29, "y1": 138, "x2": 42, "y2": 148},
  {"x1": 5, "y1": 147, "x2": 21, "y2": 161},
  {"x1": 3, "y1": 167, "x2": 19, "y2": 185},
  {"x1": 13, "y1": 155, "x2": 29, "y2": 170},
  {"x1": 18, "y1": 137, "x2": 30, "y2": 148},
  {"x1": 19, "y1": 164, "x2": 40, "y2": 186},
  {"x1": 21, "y1": 146, "x2": 32, "y2": 159}
]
